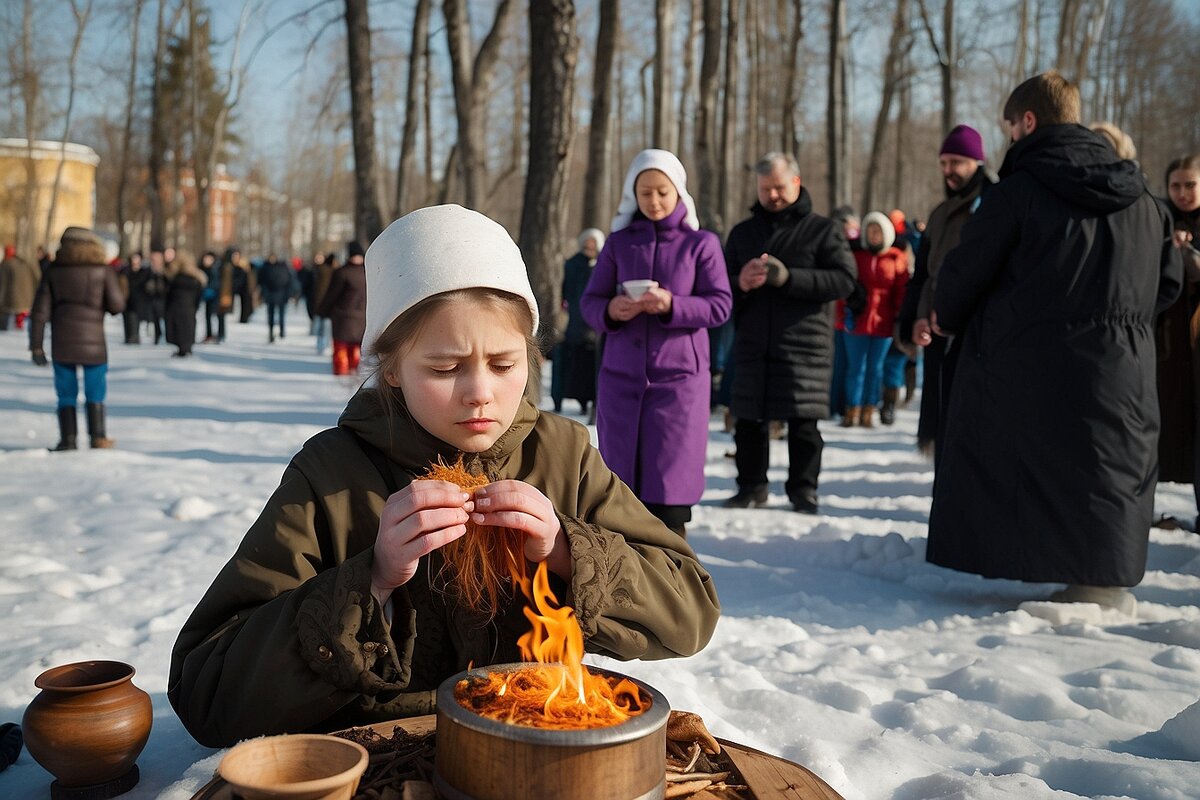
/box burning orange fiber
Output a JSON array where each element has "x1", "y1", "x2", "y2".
[
  {"x1": 439, "y1": 468, "x2": 648, "y2": 728},
  {"x1": 423, "y1": 457, "x2": 528, "y2": 618}
]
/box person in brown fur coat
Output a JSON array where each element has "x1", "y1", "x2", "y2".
[{"x1": 28, "y1": 227, "x2": 126, "y2": 450}]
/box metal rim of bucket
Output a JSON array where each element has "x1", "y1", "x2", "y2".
[{"x1": 436, "y1": 662, "x2": 669, "y2": 746}]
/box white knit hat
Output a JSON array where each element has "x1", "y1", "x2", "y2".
[
  {"x1": 860, "y1": 211, "x2": 896, "y2": 251},
  {"x1": 610, "y1": 149, "x2": 700, "y2": 233},
  {"x1": 362, "y1": 204, "x2": 539, "y2": 357}
]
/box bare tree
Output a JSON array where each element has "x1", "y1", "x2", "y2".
[
  {"x1": 694, "y1": 0, "x2": 722, "y2": 232},
  {"x1": 719, "y1": 0, "x2": 740, "y2": 229},
  {"x1": 519, "y1": 0, "x2": 578, "y2": 339},
  {"x1": 581, "y1": 0, "x2": 619, "y2": 229},
  {"x1": 15, "y1": 0, "x2": 42, "y2": 255},
  {"x1": 344, "y1": 0, "x2": 384, "y2": 242},
  {"x1": 443, "y1": 0, "x2": 517, "y2": 210},
  {"x1": 653, "y1": 0, "x2": 677, "y2": 151},
  {"x1": 41, "y1": 1, "x2": 92, "y2": 250},
  {"x1": 781, "y1": 0, "x2": 804, "y2": 157},
  {"x1": 395, "y1": 0, "x2": 431, "y2": 216},
  {"x1": 917, "y1": 0, "x2": 955, "y2": 135},
  {"x1": 115, "y1": 0, "x2": 146, "y2": 255},
  {"x1": 827, "y1": 0, "x2": 848, "y2": 210},
  {"x1": 862, "y1": 0, "x2": 912, "y2": 213},
  {"x1": 676, "y1": 0, "x2": 700, "y2": 162},
  {"x1": 1055, "y1": 0, "x2": 1111, "y2": 86}
]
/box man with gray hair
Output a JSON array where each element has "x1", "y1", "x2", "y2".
[{"x1": 722, "y1": 153, "x2": 857, "y2": 513}]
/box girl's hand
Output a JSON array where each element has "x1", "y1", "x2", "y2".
[
  {"x1": 371, "y1": 480, "x2": 471, "y2": 603},
  {"x1": 607, "y1": 294, "x2": 642, "y2": 322},
  {"x1": 640, "y1": 286, "x2": 673, "y2": 315},
  {"x1": 1173, "y1": 229, "x2": 1193, "y2": 250},
  {"x1": 471, "y1": 480, "x2": 571, "y2": 579}
]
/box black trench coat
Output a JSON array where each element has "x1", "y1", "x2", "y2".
[{"x1": 928, "y1": 124, "x2": 1182, "y2": 587}]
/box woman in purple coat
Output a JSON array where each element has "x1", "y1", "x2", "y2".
[{"x1": 581, "y1": 149, "x2": 732, "y2": 537}]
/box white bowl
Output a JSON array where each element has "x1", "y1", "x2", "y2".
[{"x1": 622, "y1": 279, "x2": 658, "y2": 300}]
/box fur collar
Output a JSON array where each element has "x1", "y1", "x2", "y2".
[{"x1": 54, "y1": 238, "x2": 108, "y2": 267}]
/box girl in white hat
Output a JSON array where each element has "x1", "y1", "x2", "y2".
[{"x1": 169, "y1": 205, "x2": 719, "y2": 747}]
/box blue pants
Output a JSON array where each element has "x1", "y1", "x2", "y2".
[
  {"x1": 883, "y1": 343, "x2": 908, "y2": 390},
  {"x1": 843, "y1": 335, "x2": 891, "y2": 407},
  {"x1": 830, "y1": 330, "x2": 848, "y2": 415},
  {"x1": 53, "y1": 362, "x2": 108, "y2": 408}
]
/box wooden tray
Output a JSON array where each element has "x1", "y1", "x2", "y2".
[{"x1": 189, "y1": 714, "x2": 843, "y2": 800}]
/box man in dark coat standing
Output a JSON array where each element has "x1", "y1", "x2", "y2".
[
  {"x1": 898, "y1": 124, "x2": 997, "y2": 461},
  {"x1": 722, "y1": 153, "x2": 857, "y2": 513},
  {"x1": 927, "y1": 72, "x2": 1183, "y2": 610},
  {"x1": 29, "y1": 227, "x2": 126, "y2": 450}
]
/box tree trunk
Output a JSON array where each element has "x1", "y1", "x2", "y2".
[
  {"x1": 18, "y1": 0, "x2": 41, "y2": 256},
  {"x1": 720, "y1": 0, "x2": 740, "y2": 232},
  {"x1": 344, "y1": 0, "x2": 385, "y2": 243},
  {"x1": 582, "y1": 0, "x2": 619, "y2": 230},
  {"x1": 677, "y1": 0, "x2": 700, "y2": 163},
  {"x1": 942, "y1": 0, "x2": 954, "y2": 135},
  {"x1": 695, "y1": 0, "x2": 722, "y2": 232},
  {"x1": 148, "y1": 0, "x2": 167, "y2": 250},
  {"x1": 519, "y1": 0, "x2": 578, "y2": 342},
  {"x1": 422, "y1": 19, "x2": 435, "y2": 205},
  {"x1": 443, "y1": 0, "x2": 516, "y2": 211},
  {"x1": 115, "y1": 0, "x2": 145, "y2": 256},
  {"x1": 781, "y1": 0, "x2": 804, "y2": 156},
  {"x1": 395, "y1": 0, "x2": 431, "y2": 216},
  {"x1": 827, "y1": 0, "x2": 847, "y2": 210},
  {"x1": 861, "y1": 0, "x2": 908, "y2": 214},
  {"x1": 653, "y1": 0, "x2": 677, "y2": 151},
  {"x1": 746, "y1": 0, "x2": 759, "y2": 170}
]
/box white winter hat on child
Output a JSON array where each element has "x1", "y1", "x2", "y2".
[{"x1": 362, "y1": 204, "x2": 540, "y2": 356}]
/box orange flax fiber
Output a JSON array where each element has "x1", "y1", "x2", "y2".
[{"x1": 422, "y1": 457, "x2": 527, "y2": 618}]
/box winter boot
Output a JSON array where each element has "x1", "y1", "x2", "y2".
[
  {"x1": 860, "y1": 405, "x2": 876, "y2": 428},
  {"x1": 840, "y1": 406, "x2": 860, "y2": 427},
  {"x1": 880, "y1": 387, "x2": 899, "y2": 426},
  {"x1": 51, "y1": 407, "x2": 78, "y2": 451},
  {"x1": 722, "y1": 485, "x2": 769, "y2": 508},
  {"x1": 86, "y1": 402, "x2": 116, "y2": 449},
  {"x1": 903, "y1": 361, "x2": 917, "y2": 405}
]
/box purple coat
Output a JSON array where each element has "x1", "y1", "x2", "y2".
[{"x1": 580, "y1": 203, "x2": 732, "y2": 506}]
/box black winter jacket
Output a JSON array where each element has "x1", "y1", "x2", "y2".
[
  {"x1": 29, "y1": 239, "x2": 125, "y2": 365},
  {"x1": 928, "y1": 124, "x2": 1183, "y2": 586},
  {"x1": 724, "y1": 188, "x2": 857, "y2": 420}
]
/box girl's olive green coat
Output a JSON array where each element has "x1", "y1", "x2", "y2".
[{"x1": 169, "y1": 389, "x2": 720, "y2": 747}]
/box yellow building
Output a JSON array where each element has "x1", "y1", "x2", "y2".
[{"x1": 0, "y1": 138, "x2": 99, "y2": 257}]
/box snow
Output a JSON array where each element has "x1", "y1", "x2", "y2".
[{"x1": 1, "y1": 313, "x2": 1198, "y2": 800}]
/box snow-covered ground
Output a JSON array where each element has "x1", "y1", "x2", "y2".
[{"x1": 1, "y1": 311, "x2": 1198, "y2": 800}]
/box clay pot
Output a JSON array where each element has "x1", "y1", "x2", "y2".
[
  {"x1": 218, "y1": 734, "x2": 370, "y2": 800},
  {"x1": 21, "y1": 660, "x2": 152, "y2": 791}
]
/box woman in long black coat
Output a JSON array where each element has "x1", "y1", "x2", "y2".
[
  {"x1": 165, "y1": 250, "x2": 206, "y2": 357},
  {"x1": 928, "y1": 124, "x2": 1182, "y2": 589}
]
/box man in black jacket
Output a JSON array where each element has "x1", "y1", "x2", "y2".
[
  {"x1": 722, "y1": 153, "x2": 857, "y2": 513},
  {"x1": 928, "y1": 72, "x2": 1182, "y2": 611},
  {"x1": 897, "y1": 124, "x2": 996, "y2": 462}
]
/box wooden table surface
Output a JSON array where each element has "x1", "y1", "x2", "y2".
[{"x1": 190, "y1": 714, "x2": 844, "y2": 800}]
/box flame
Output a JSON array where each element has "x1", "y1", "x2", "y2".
[
  {"x1": 428, "y1": 457, "x2": 648, "y2": 728},
  {"x1": 453, "y1": 544, "x2": 648, "y2": 729}
]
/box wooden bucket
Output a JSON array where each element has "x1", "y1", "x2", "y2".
[{"x1": 434, "y1": 663, "x2": 669, "y2": 800}]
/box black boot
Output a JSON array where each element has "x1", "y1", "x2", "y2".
[
  {"x1": 86, "y1": 402, "x2": 115, "y2": 448},
  {"x1": 52, "y1": 407, "x2": 77, "y2": 451},
  {"x1": 881, "y1": 387, "x2": 898, "y2": 426}
]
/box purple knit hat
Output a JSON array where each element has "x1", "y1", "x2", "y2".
[{"x1": 939, "y1": 124, "x2": 985, "y2": 161}]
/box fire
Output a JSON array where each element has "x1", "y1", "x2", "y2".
[{"x1": 453, "y1": 528, "x2": 649, "y2": 729}]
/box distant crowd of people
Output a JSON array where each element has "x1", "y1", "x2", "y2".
[{"x1": 7, "y1": 69, "x2": 1198, "y2": 615}]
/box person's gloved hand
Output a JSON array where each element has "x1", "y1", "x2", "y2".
[
  {"x1": 763, "y1": 256, "x2": 789, "y2": 288},
  {"x1": 31, "y1": 349, "x2": 48, "y2": 367},
  {"x1": 845, "y1": 282, "x2": 867, "y2": 313}
]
